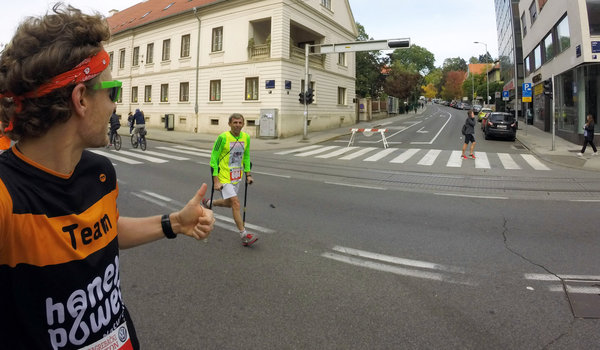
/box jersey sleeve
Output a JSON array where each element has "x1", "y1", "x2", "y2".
[
  {"x1": 210, "y1": 134, "x2": 225, "y2": 176},
  {"x1": 243, "y1": 134, "x2": 251, "y2": 173}
]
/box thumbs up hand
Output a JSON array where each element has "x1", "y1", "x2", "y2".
[{"x1": 171, "y1": 183, "x2": 215, "y2": 240}]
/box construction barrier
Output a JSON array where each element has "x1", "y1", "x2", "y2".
[{"x1": 348, "y1": 128, "x2": 389, "y2": 149}]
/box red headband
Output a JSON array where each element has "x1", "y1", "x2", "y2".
[{"x1": 0, "y1": 49, "x2": 110, "y2": 132}]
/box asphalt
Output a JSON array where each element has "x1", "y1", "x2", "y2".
[{"x1": 144, "y1": 105, "x2": 600, "y2": 172}]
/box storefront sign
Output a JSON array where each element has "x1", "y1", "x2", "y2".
[
  {"x1": 576, "y1": 45, "x2": 581, "y2": 57},
  {"x1": 592, "y1": 41, "x2": 600, "y2": 53}
]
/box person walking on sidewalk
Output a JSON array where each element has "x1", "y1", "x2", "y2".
[
  {"x1": 461, "y1": 109, "x2": 477, "y2": 159},
  {"x1": 204, "y1": 113, "x2": 257, "y2": 246},
  {"x1": 0, "y1": 5, "x2": 215, "y2": 348},
  {"x1": 578, "y1": 114, "x2": 597, "y2": 156}
]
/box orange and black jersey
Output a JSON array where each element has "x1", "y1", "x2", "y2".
[{"x1": 0, "y1": 147, "x2": 139, "y2": 349}]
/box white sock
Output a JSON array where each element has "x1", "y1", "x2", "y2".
[{"x1": 240, "y1": 229, "x2": 247, "y2": 238}]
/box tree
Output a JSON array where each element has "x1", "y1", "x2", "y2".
[
  {"x1": 422, "y1": 83, "x2": 438, "y2": 99},
  {"x1": 424, "y1": 68, "x2": 443, "y2": 98},
  {"x1": 442, "y1": 57, "x2": 468, "y2": 74},
  {"x1": 478, "y1": 52, "x2": 493, "y2": 64},
  {"x1": 441, "y1": 70, "x2": 465, "y2": 101},
  {"x1": 355, "y1": 23, "x2": 387, "y2": 98},
  {"x1": 383, "y1": 65, "x2": 421, "y2": 100},
  {"x1": 389, "y1": 44, "x2": 435, "y2": 75}
]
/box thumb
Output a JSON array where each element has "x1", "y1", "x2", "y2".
[{"x1": 189, "y1": 183, "x2": 208, "y2": 205}]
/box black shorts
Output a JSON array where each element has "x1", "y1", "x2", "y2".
[{"x1": 464, "y1": 134, "x2": 475, "y2": 144}]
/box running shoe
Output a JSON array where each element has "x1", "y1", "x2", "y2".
[
  {"x1": 201, "y1": 198, "x2": 211, "y2": 208},
  {"x1": 470, "y1": 154, "x2": 476, "y2": 159},
  {"x1": 241, "y1": 232, "x2": 259, "y2": 246},
  {"x1": 462, "y1": 155, "x2": 468, "y2": 159}
]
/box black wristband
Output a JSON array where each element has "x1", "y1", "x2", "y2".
[{"x1": 161, "y1": 214, "x2": 177, "y2": 239}]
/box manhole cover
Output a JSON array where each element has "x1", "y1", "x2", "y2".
[{"x1": 565, "y1": 280, "x2": 600, "y2": 318}]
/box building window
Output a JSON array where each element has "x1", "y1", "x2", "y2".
[
  {"x1": 160, "y1": 84, "x2": 169, "y2": 102},
  {"x1": 179, "y1": 82, "x2": 189, "y2": 102},
  {"x1": 524, "y1": 55, "x2": 531, "y2": 76},
  {"x1": 337, "y1": 87, "x2": 346, "y2": 105},
  {"x1": 162, "y1": 39, "x2": 171, "y2": 61},
  {"x1": 338, "y1": 52, "x2": 346, "y2": 66},
  {"x1": 146, "y1": 43, "x2": 154, "y2": 64},
  {"x1": 521, "y1": 12, "x2": 527, "y2": 37},
  {"x1": 321, "y1": 0, "x2": 331, "y2": 10},
  {"x1": 212, "y1": 27, "x2": 223, "y2": 52},
  {"x1": 181, "y1": 34, "x2": 190, "y2": 58},
  {"x1": 556, "y1": 15, "x2": 571, "y2": 53},
  {"x1": 534, "y1": 44, "x2": 542, "y2": 71},
  {"x1": 543, "y1": 33, "x2": 554, "y2": 63},
  {"x1": 587, "y1": 0, "x2": 600, "y2": 35},
  {"x1": 109, "y1": 51, "x2": 114, "y2": 71},
  {"x1": 245, "y1": 77, "x2": 258, "y2": 100},
  {"x1": 132, "y1": 46, "x2": 139, "y2": 66},
  {"x1": 144, "y1": 85, "x2": 152, "y2": 102},
  {"x1": 119, "y1": 49, "x2": 125, "y2": 69},
  {"x1": 529, "y1": 1, "x2": 537, "y2": 24},
  {"x1": 131, "y1": 86, "x2": 138, "y2": 103},
  {"x1": 210, "y1": 80, "x2": 221, "y2": 101}
]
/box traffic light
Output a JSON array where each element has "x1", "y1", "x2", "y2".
[
  {"x1": 543, "y1": 79, "x2": 553, "y2": 99},
  {"x1": 298, "y1": 91, "x2": 305, "y2": 104},
  {"x1": 305, "y1": 88, "x2": 314, "y2": 105}
]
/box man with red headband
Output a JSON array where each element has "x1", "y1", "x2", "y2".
[{"x1": 0, "y1": 5, "x2": 215, "y2": 349}]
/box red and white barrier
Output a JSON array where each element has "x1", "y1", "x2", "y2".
[{"x1": 348, "y1": 128, "x2": 389, "y2": 148}]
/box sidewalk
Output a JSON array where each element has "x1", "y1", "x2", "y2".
[{"x1": 145, "y1": 109, "x2": 600, "y2": 172}]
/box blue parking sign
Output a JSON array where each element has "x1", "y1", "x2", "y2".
[
  {"x1": 502, "y1": 90, "x2": 509, "y2": 101},
  {"x1": 522, "y1": 83, "x2": 532, "y2": 102}
]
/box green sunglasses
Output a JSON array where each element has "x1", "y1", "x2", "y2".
[{"x1": 93, "y1": 80, "x2": 122, "y2": 102}]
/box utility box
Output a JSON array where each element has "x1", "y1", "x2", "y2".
[
  {"x1": 259, "y1": 109, "x2": 277, "y2": 138},
  {"x1": 165, "y1": 114, "x2": 174, "y2": 130}
]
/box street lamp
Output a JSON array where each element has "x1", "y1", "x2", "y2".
[{"x1": 474, "y1": 41, "x2": 489, "y2": 107}]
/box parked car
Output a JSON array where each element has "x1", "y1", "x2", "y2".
[
  {"x1": 461, "y1": 102, "x2": 471, "y2": 110},
  {"x1": 472, "y1": 105, "x2": 482, "y2": 114},
  {"x1": 483, "y1": 112, "x2": 517, "y2": 140},
  {"x1": 480, "y1": 112, "x2": 492, "y2": 131},
  {"x1": 478, "y1": 108, "x2": 493, "y2": 121}
]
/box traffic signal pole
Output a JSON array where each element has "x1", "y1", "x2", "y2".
[{"x1": 302, "y1": 38, "x2": 410, "y2": 140}]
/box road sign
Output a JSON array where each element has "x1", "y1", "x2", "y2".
[
  {"x1": 502, "y1": 90, "x2": 510, "y2": 101},
  {"x1": 522, "y1": 83, "x2": 532, "y2": 102}
]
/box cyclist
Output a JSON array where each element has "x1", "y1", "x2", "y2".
[
  {"x1": 107, "y1": 108, "x2": 120, "y2": 147},
  {"x1": 132, "y1": 108, "x2": 145, "y2": 139}
]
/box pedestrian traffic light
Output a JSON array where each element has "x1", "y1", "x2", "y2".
[
  {"x1": 543, "y1": 79, "x2": 553, "y2": 99},
  {"x1": 298, "y1": 91, "x2": 305, "y2": 104},
  {"x1": 305, "y1": 88, "x2": 314, "y2": 105}
]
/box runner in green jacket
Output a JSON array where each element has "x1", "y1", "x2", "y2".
[{"x1": 204, "y1": 113, "x2": 257, "y2": 246}]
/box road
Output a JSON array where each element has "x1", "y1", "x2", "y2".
[{"x1": 102, "y1": 116, "x2": 600, "y2": 349}]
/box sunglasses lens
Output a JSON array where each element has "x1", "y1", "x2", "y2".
[{"x1": 109, "y1": 87, "x2": 121, "y2": 102}]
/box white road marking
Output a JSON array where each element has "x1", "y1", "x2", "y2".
[
  {"x1": 411, "y1": 112, "x2": 452, "y2": 144},
  {"x1": 132, "y1": 149, "x2": 189, "y2": 160},
  {"x1": 156, "y1": 146, "x2": 210, "y2": 157},
  {"x1": 316, "y1": 146, "x2": 359, "y2": 158},
  {"x1": 363, "y1": 148, "x2": 397, "y2": 162},
  {"x1": 474, "y1": 151, "x2": 490, "y2": 168},
  {"x1": 254, "y1": 171, "x2": 291, "y2": 178},
  {"x1": 90, "y1": 150, "x2": 143, "y2": 164},
  {"x1": 295, "y1": 145, "x2": 339, "y2": 157},
  {"x1": 498, "y1": 153, "x2": 521, "y2": 169},
  {"x1": 524, "y1": 273, "x2": 600, "y2": 281},
  {"x1": 434, "y1": 193, "x2": 508, "y2": 200},
  {"x1": 275, "y1": 145, "x2": 320, "y2": 155},
  {"x1": 521, "y1": 154, "x2": 550, "y2": 170},
  {"x1": 324, "y1": 182, "x2": 386, "y2": 190},
  {"x1": 447, "y1": 151, "x2": 463, "y2": 167},
  {"x1": 339, "y1": 147, "x2": 377, "y2": 160},
  {"x1": 418, "y1": 149, "x2": 441, "y2": 166},
  {"x1": 116, "y1": 150, "x2": 169, "y2": 163},
  {"x1": 390, "y1": 148, "x2": 419, "y2": 163}
]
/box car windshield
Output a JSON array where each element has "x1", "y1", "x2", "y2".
[{"x1": 489, "y1": 113, "x2": 515, "y2": 122}]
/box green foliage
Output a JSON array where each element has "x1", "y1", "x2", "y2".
[
  {"x1": 383, "y1": 65, "x2": 421, "y2": 100},
  {"x1": 355, "y1": 23, "x2": 387, "y2": 98},
  {"x1": 389, "y1": 44, "x2": 435, "y2": 75}
]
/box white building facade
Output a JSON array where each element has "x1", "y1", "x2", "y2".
[
  {"x1": 519, "y1": 0, "x2": 600, "y2": 143},
  {"x1": 105, "y1": 0, "x2": 358, "y2": 138}
]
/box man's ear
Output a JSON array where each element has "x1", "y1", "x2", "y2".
[{"x1": 71, "y1": 83, "x2": 88, "y2": 117}]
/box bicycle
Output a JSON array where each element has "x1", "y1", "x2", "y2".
[
  {"x1": 107, "y1": 130, "x2": 121, "y2": 151},
  {"x1": 130, "y1": 127, "x2": 147, "y2": 151}
]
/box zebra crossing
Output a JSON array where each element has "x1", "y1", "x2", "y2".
[
  {"x1": 90, "y1": 145, "x2": 211, "y2": 165},
  {"x1": 275, "y1": 145, "x2": 551, "y2": 171}
]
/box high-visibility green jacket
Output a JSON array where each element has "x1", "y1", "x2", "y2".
[{"x1": 209, "y1": 131, "x2": 251, "y2": 184}]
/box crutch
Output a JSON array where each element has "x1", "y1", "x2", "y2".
[{"x1": 242, "y1": 162, "x2": 252, "y2": 225}]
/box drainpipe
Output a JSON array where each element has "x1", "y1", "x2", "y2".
[{"x1": 193, "y1": 7, "x2": 201, "y2": 133}]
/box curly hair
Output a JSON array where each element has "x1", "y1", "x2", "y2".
[{"x1": 0, "y1": 3, "x2": 111, "y2": 140}]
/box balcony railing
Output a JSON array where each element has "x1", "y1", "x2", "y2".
[
  {"x1": 249, "y1": 44, "x2": 270, "y2": 60},
  {"x1": 290, "y1": 45, "x2": 325, "y2": 66}
]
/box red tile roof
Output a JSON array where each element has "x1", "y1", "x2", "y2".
[{"x1": 107, "y1": 0, "x2": 223, "y2": 35}]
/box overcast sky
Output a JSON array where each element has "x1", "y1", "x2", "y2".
[{"x1": 0, "y1": 0, "x2": 499, "y2": 68}]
